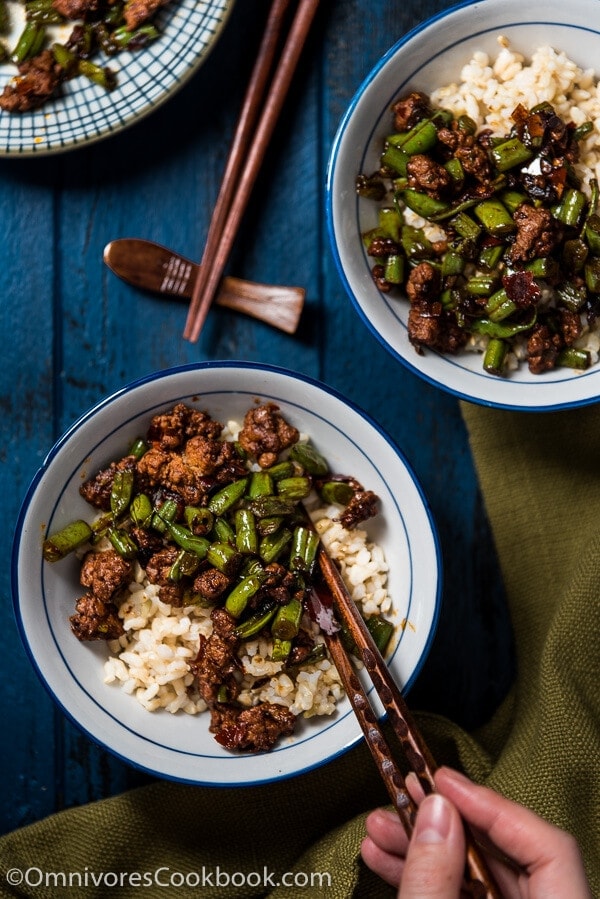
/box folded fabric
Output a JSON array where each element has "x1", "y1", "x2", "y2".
[{"x1": 1, "y1": 402, "x2": 598, "y2": 898}]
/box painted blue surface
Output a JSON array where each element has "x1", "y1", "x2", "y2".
[{"x1": 0, "y1": 0, "x2": 512, "y2": 834}]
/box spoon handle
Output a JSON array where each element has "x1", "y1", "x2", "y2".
[{"x1": 103, "y1": 238, "x2": 304, "y2": 334}]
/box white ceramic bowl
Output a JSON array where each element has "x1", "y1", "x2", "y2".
[
  {"x1": 327, "y1": 0, "x2": 600, "y2": 410},
  {"x1": 12, "y1": 362, "x2": 440, "y2": 786}
]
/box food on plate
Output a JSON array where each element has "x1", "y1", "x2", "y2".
[
  {"x1": 0, "y1": 0, "x2": 170, "y2": 111},
  {"x1": 43, "y1": 401, "x2": 393, "y2": 753},
  {"x1": 357, "y1": 41, "x2": 600, "y2": 377}
]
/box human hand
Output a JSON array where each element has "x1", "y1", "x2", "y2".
[{"x1": 361, "y1": 766, "x2": 592, "y2": 898}]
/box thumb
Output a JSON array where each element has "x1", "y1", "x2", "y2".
[{"x1": 399, "y1": 793, "x2": 466, "y2": 899}]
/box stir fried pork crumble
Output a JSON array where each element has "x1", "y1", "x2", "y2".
[
  {"x1": 43, "y1": 401, "x2": 392, "y2": 754},
  {"x1": 358, "y1": 43, "x2": 600, "y2": 377}
]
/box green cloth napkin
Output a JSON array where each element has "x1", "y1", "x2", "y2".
[{"x1": 1, "y1": 403, "x2": 599, "y2": 898}]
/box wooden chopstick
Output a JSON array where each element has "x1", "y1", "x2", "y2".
[
  {"x1": 183, "y1": 0, "x2": 320, "y2": 342},
  {"x1": 317, "y1": 546, "x2": 504, "y2": 899}
]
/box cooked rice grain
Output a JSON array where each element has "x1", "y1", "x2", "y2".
[{"x1": 104, "y1": 508, "x2": 390, "y2": 721}]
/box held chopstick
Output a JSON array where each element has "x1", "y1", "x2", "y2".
[
  {"x1": 183, "y1": 0, "x2": 320, "y2": 342},
  {"x1": 317, "y1": 547, "x2": 504, "y2": 899}
]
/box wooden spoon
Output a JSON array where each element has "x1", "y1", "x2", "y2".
[{"x1": 103, "y1": 238, "x2": 305, "y2": 334}]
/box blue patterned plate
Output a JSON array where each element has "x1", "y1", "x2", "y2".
[{"x1": 0, "y1": 0, "x2": 233, "y2": 155}]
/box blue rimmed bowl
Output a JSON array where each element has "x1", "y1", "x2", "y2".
[
  {"x1": 327, "y1": 0, "x2": 600, "y2": 410},
  {"x1": 12, "y1": 362, "x2": 440, "y2": 785}
]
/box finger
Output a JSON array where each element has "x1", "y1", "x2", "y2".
[
  {"x1": 405, "y1": 770, "x2": 427, "y2": 804},
  {"x1": 364, "y1": 808, "x2": 411, "y2": 855},
  {"x1": 399, "y1": 793, "x2": 465, "y2": 898},
  {"x1": 435, "y1": 768, "x2": 592, "y2": 897},
  {"x1": 361, "y1": 835, "x2": 406, "y2": 887}
]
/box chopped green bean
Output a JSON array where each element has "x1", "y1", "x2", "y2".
[
  {"x1": 43, "y1": 519, "x2": 93, "y2": 562},
  {"x1": 483, "y1": 338, "x2": 508, "y2": 376},
  {"x1": 224, "y1": 571, "x2": 267, "y2": 618},
  {"x1": 234, "y1": 508, "x2": 258, "y2": 555},
  {"x1": 289, "y1": 442, "x2": 329, "y2": 476},
  {"x1": 208, "y1": 478, "x2": 248, "y2": 515},
  {"x1": 271, "y1": 598, "x2": 303, "y2": 641},
  {"x1": 110, "y1": 469, "x2": 134, "y2": 519}
]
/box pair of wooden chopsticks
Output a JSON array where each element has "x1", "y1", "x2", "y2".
[
  {"x1": 317, "y1": 546, "x2": 504, "y2": 899},
  {"x1": 183, "y1": 0, "x2": 319, "y2": 342}
]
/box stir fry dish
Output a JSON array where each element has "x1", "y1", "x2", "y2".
[
  {"x1": 43, "y1": 401, "x2": 391, "y2": 753},
  {"x1": 357, "y1": 92, "x2": 600, "y2": 376},
  {"x1": 0, "y1": 0, "x2": 171, "y2": 111}
]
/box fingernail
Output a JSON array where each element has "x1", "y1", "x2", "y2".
[{"x1": 414, "y1": 794, "x2": 452, "y2": 844}]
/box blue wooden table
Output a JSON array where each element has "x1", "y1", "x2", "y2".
[{"x1": 0, "y1": 0, "x2": 513, "y2": 836}]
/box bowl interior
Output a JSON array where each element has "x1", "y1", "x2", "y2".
[
  {"x1": 12, "y1": 363, "x2": 440, "y2": 785},
  {"x1": 328, "y1": 0, "x2": 600, "y2": 409}
]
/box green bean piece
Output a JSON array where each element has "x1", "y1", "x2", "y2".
[
  {"x1": 290, "y1": 525, "x2": 320, "y2": 573},
  {"x1": 450, "y1": 211, "x2": 481, "y2": 241},
  {"x1": 259, "y1": 528, "x2": 292, "y2": 563},
  {"x1": 381, "y1": 143, "x2": 409, "y2": 176},
  {"x1": 235, "y1": 601, "x2": 278, "y2": 639},
  {"x1": 400, "y1": 225, "x2": 433, "y2": 260},
  {"x1": 553, "y1": 188, "x2": 587, "y2": 228},
  {"x1": 573, "y1": 121, "x2": 594, "y2": 142},
  {"x1": 212, "y1": 516, "x2": 235, "y2": 545},
  {"x1": 271, "y1": 638, "x2": 292, "y2": 662},
  {"x1": 489, "y1": 298, "x2": 518, "y2": 323},
  {"x1": 271, "y1": 598, "x2": 303, "y2": 641},
  {"x1": 489, "y1": 137, "x2": 533, "y2": 172},
  {"x1": 206, "y1": 541, "x2": 242, "y2": 576},
  {"x1": 365, "y1": 615, "x2": 394, "y2": 655},
  {"x1": 556, "y1": 281, "x2": 587, "y2": 312},
  {"x1": 235, "y1": 508, "x2": 258, "y2": 555},
  {"x1": 289, "y1": 442, "x2": 329, "y2": 476},
  {"x1": 470, "y1": 311, "x2": 537, "y2": 339},
  {"x1": 276, "y1": 476, "x2": 312, "y2": 500},
  {"x1": 168, "y1": 549, "x2": 201, "y2": 582},
  {"x1": 525, "y1": 256, "x2": 561, "y2": 280},
  {"x1": 465, "y1": 274, "x2": 498, "y2": 297},
  {"x1": 585, "y1": 258, "x2": 600, "y2": 294},
  {"x1": 483, "y1": 338, "x2": 508, "y2": 376},
  {"x1": 78, "y1": 58, "x2": 117, "y2": 91},
  {"x1": 399, "y1": 189, "x2": 449, "y2": 219},
  {"x1": 248, "y1": 495, "x2": 298, "y2": 518},
  {"x1": 556, "y1": 347, "x2": 591, "y2": 369},
  {"x1": 165, "y1": 522, "x2": 210, "y2": 557},
  {"x1": 184, "y1": 505, "x2": 214, "y2": 535},
  {"x1": 208, "y1": 477, "x2": 248, "y2": 515},
  {"x1": 474, "y1": 199, "x2": 515, "y2": 237},
  {"x1": 378, "y1": 206, "x2": 403, "y2": 242},
  {"x1": 319, "y1": 481, "x2": 354, "y2": 505},
  {"x1": 265, "y1": 460, "x2": 296, "y2": 482},
  {"x1": 585, "y1": 214, "x2": 600, "y2": 254},
  {"x1": 499, "y1": 190, "x2": 527, "y2": 215},
  {"x1": 224, "y1": 571, "x2": 267, "y2": 618},
  {"x1": 444, "y1": 157, "x2": 464, "y2": 189},
  {"x1": 256, "y1": 515, "x2": 284, "y2": 536},
  {"x1": 394, "y1": 118, "x2": 438, "y2": 155},
  {"x1": 384, "y1": 254, "x2": 404, "y2": 284},
  {"x1": 248, "y1": 471, "x2": 274, "y2": 499},
  {"x1": 12, "y1": 21, "x2": 45, "y2": 63},
  {"x1": 42, "y1": 519, "x2": 93, "y2": 562},
  {"x1": 111, "y1": 23, "x2": 159, "y2": 49},
  {"x1": 25, "y1": 0, "x2": 64, "y2": 25},
  {"x1": 51, "y1": 41, "x2": 76, "y2": 73},
  {"x1": 151, "y1": 498, "x2": 178, "y2": 533},
  {"x1": 128, "y1": 437, "x2": 148, "y2": 460},
  {"x1": 110, "y1": 469, "x2": 134, "y2": 519},
  {"x1": 478, "y1": 242, "x2": 505, "y2": 272},
  {"x1": 108, "y1": 527, "x2": 138, "y2": 559},
  {"x1": 130, "y1": 493, "x2": 152, "y2": 527}
]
